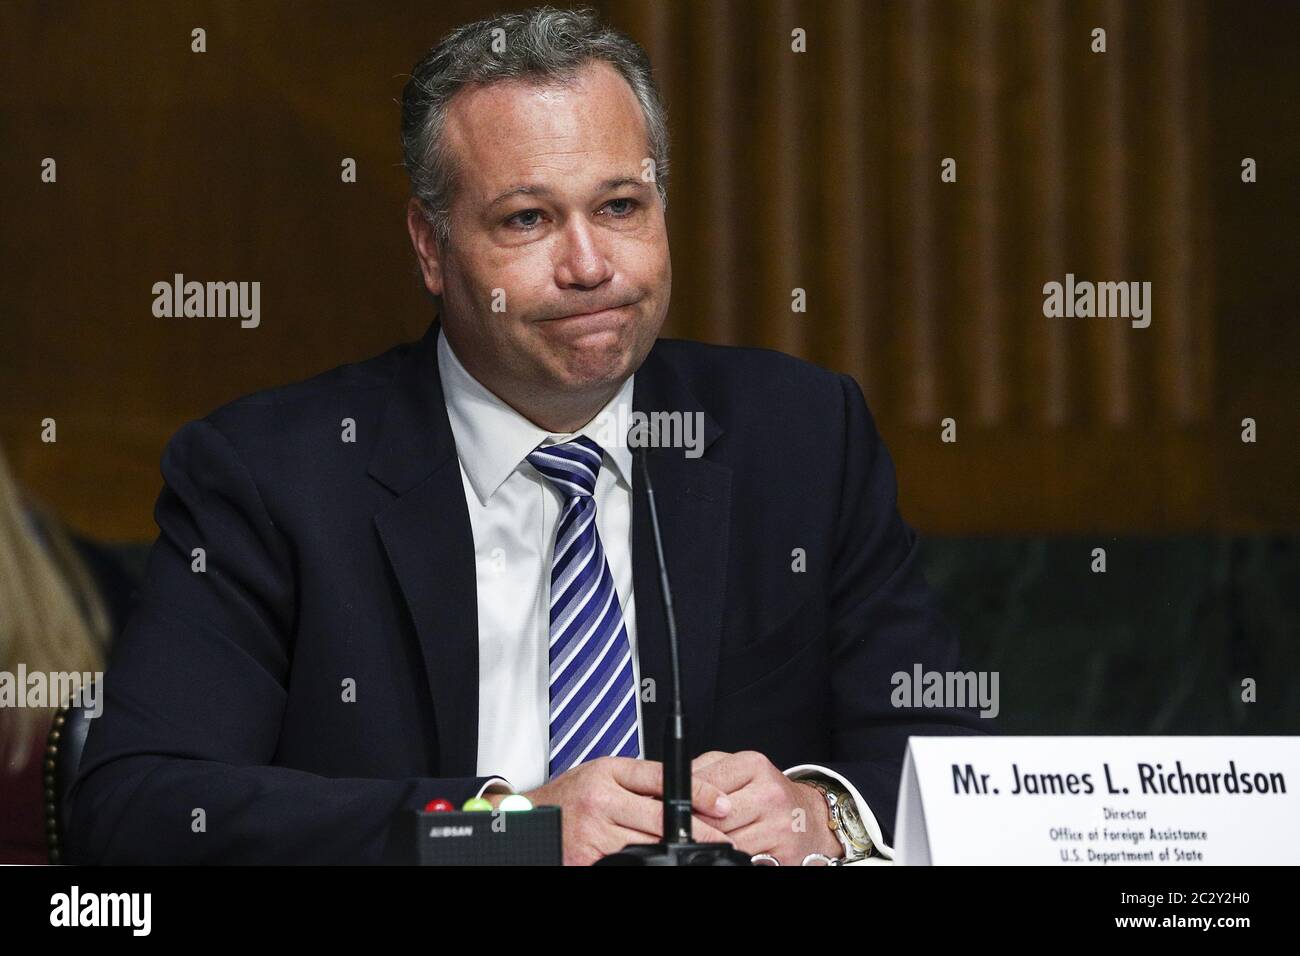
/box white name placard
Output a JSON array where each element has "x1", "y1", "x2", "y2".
[{"x1": 894, "y1": 736, "x2": 1300, "y2": 865}]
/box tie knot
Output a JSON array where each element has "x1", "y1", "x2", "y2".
[{"x1": 527, "y1": 436, "x2": 604, "y2": 498}]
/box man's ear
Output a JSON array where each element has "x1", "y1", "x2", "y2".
[{"x1": 406, "y1": 198, "x2": 445, "y2": 297}]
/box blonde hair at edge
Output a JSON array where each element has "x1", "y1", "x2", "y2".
[{"x1": 0, "y1": 443, "x2": 109, "y2": 772}]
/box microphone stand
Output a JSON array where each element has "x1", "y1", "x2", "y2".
[{"x1": 595, "y1": 447, "x2": 751, "y2": 866}]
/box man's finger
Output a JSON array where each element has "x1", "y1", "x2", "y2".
[
  {"x1": 608, "y1": 792, "x2": 671, "y2": 836},
  {"x1": 723, "y1": 818, "x2": 784, "y2": 859},
  {"x1": 689, "y1": 815, "x2": 734, "y2": 846},
  {"x1": 701, "y1": 780, "x2": 765, "y2": 833},
  {"x1": 692, "y1": 750, "x2": 731, "y2": 773},
  {"x1": 615, "y1": 759, "x2": 731, "y2": 816},
  {"x1": 610, "y1": 757, "x2": 665, "y2": 797},
  {"x1": 690, "y1": 776, "x2": 732, "y2": 817},
  {"x1": 610, "y1": 790, "x2": 732, "y2": 837},
  {"x1": 692, "y1": 752, "x2": 764, "y2": 794},
  {"x1": 577, "y1": 824, "x2": 661, "y2": 864}
]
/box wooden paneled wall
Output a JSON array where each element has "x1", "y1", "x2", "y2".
[{"x1": 1, "y1": 0, "x2": 1295, "y2": 540}]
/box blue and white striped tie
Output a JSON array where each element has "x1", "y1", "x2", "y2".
[{"x1": 527, "y1": 436, "x2": 641, "y2": 778}]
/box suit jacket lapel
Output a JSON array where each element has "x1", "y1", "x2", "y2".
[
  {"x1": 368, "y1": 321, "x2": 480, "y2": 778},
  {"x1": 631, "y1": 346, "x2": 731, "y2": 760}
]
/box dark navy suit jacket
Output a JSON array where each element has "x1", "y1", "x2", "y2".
[{"x1": 69, "y1": 320, "x2": 985, "y2": 863}]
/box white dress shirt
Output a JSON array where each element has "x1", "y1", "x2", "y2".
[
  {"x1": 436, "y1": 327, "x2": 892, "y2": 858},
  {"x1": 437, "y1": 326, "x2": 641, "y2": 793}
]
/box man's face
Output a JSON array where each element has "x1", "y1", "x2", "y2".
[{"x1": 409, "y1": 59, "x2": 671, "y2": 407}]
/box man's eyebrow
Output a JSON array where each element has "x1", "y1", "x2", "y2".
[{"x1": 485, "y1": 176, "x2": 650, "y2": 210}]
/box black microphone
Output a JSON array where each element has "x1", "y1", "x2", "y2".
[{"x1": 595, "y1": 444, "x2": 751, "y2": 866}]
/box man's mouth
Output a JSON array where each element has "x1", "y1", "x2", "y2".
[{"x1": 543, "y1": 303, "x2": 630, "y2": 323}]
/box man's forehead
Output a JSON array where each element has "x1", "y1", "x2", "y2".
[
  {"x1": 443, "y1": 63, "x2": 649, "y2": 197},
  {"x1": 447, "y1": 62, "x2": 640, "y2": 134}
]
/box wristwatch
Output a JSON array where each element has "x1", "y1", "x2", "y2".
[{"x1": 801, "y1": 777, "x2": 874, "y2": 862}]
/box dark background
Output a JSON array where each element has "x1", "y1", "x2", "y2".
[{"x1": 2, "y1": 0, "x2": 1296, "y2": 734}]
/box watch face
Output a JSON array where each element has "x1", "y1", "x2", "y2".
[{"x1": 836, "y1": 801, "x2": 872, "y2": 853}]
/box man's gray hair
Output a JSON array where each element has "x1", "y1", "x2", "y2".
[{"x1": 401, "y1": 4, "x2": 671, "y2": 249}]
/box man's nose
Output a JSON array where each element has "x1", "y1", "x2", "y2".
[{"x1": 553, "y1": 215, "x2": 614, "y2": 289}]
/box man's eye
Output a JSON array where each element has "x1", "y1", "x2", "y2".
[
  {"x1": 507, "y1": 209, "x2": 543, "y2": 229},
  {"x1": 604, "y1": 198, "x2": 639, "y2": 217},
  {"x1": 505, "y1": 200, "x2": 638, "y2": 230}
]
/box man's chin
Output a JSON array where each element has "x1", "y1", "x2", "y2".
[{"x1": 544, "y1": 347, "x2": 637, "y2": 394}]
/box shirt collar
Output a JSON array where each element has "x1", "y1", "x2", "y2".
[{"x1": 436, "y1": 326, "x2": 634, "y2": 505}]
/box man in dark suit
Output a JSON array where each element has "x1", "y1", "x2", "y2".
[{"x1": 70, "y1": 5, "x2": 985, "y2": 865}]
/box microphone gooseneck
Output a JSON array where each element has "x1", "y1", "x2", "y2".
[
  {"x1": 639, "y1": 445, "x2": 691, "y2": 845},
  {"x1": 594, "y1": 442, "x2": 751, "y2": 865}
]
